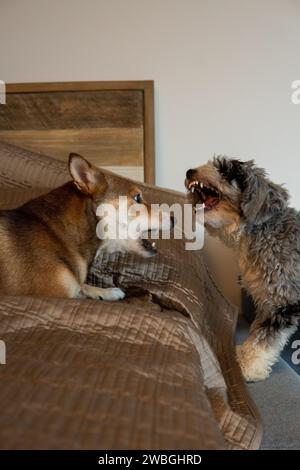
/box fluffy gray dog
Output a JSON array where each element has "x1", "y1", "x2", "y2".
[{"x1": 185, "y1": 156, "x2": 300, "y2": 382}]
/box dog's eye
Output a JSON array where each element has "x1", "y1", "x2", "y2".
[{"x1": 134, "y1": 193, "x2": 142, "y2": 203}]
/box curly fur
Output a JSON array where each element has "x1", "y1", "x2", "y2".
[{"x1": 186, "y1": 156, "x2": 300, "y2": 381}]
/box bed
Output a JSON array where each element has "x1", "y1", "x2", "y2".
[{"x1": 0, "y1": 81, "x2": 262, "y2": 449}]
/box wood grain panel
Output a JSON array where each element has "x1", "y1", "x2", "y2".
[
  {"x1": 0, "y1": 91, "x2": 143, "y2": 130},
  {"x1": 103, "y1": 166, "x2": 144, "y2": 181},
  {"x1": 1, "y1": 81, "x2": 155, "y2": 183},
  {"x1": 0, "y1": 128, "x2": 143, "y2": 166}
]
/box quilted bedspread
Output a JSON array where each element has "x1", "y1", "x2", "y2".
[{"x1": 0, "y1": 142, "x2": 262, "y2": 449}]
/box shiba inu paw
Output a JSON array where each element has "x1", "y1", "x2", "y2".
[
  {"x1": 236, "y1": 344, "x2": 272, "y2": 382},
  {"x1": 81, "y1": 284, "x2": 126, "y2": 301},
  {"x1": 99, "y1": 287, "x2": 126, "y2": 301}
]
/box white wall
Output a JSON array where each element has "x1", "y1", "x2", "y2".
[{"x1": 1, "y1": 0, "x2": 300, "y2": 207}]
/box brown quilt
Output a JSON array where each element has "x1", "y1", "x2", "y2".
[{"x1": 0, "y1": 142, "x2": 262, "y2": 450}]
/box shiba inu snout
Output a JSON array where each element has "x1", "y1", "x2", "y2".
[{"x1": 69, "y1": 153, "x2": 174, "y2": 258}]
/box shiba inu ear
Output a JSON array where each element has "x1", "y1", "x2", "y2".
[{"x1": 68, "y1": 153, "x2": 107, "y2": 195}]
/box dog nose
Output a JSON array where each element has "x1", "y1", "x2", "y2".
[{"x1": 186, "y1": 169, "x2": 196, "y2": 179}]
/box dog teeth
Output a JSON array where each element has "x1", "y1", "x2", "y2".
[{"x1": 188, "y1": 180, "x2": 219, "y2": 197}]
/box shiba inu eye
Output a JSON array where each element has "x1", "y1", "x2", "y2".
[{"x1": 134, "y1": 193, "x2": 142, "y2": 203}]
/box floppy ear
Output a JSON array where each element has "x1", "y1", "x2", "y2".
[
  {"x1": 68, "y1": 153, "x2": 107, "y2": 195},
  {"x1": 240, "y1": 163, "x2": 289, "y2": 225},
  {"x1": 214, "y1": 156, "x2": 247, "y2": 190}
]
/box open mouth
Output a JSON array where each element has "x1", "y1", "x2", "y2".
[{"x1": 186, "y1": 180, "x2": 220, "y2": 211}]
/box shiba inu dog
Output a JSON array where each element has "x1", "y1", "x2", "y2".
[{"x1": 0, "y1": 153, "x2": 173, "y2": 300}]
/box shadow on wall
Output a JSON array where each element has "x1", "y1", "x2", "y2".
[{"x1": 204, "y1": 234, "x2": 241, "y2": 309}]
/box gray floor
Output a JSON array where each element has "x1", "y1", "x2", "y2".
[{"x1": 236, "y1": 318, "x2": 300, "y2": 450}]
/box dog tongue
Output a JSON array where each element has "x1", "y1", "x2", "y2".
[{"x1": 204, "y1": 195, "x2": 219, "y2": 209}]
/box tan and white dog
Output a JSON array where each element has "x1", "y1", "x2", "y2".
[{"x1": 0, "y1": 153, "x2": 173, "y2": 300}]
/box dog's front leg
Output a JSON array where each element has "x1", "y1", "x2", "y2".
[
  {"x1": 80, "y1": 283, "x2": 126, "y2": 301},
  {"x1": 236, "y1": 311, "x2": 298, "y2": 382}
]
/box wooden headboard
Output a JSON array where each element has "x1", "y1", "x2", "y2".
[{"x1": 0, "y1": 81, "x2": 155, "y2": 184}]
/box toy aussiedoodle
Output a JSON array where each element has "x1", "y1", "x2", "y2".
[{"x1": 185, "y1": 157, "x2": 300, "y2": 382}]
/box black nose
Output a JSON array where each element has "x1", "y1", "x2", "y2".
[{"x1": 186, "y1": 168, "x2": 196, "y2": 179}]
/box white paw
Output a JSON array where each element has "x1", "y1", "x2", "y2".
[
  {"x1": 100, "y1": 287, "x2": 126, "y2": 301},
  {"x1": 236, "y1": 345, "x2": 272, "y2": 382}
]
